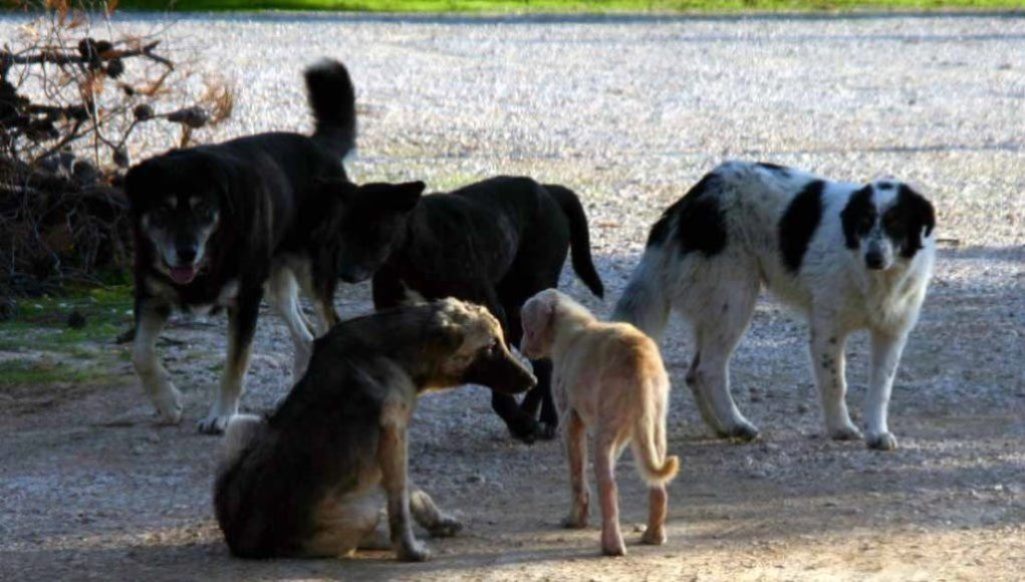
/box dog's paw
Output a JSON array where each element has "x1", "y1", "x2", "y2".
[
  {"x1": 428, "y1": 515, "x2": 462, "y2": 538},
  {"x1": 718, "y1": 420, "x2": 760, "y2": 442},
  {"x1": 151, "y1": 389, "x2": 183, "y2": 425},
  {"x1": 537, "y1": 421, "x2": 558, "y2": 441},
  {"x1": 640, "y1": 526, "x2": 667, "y2": 546},
  {"x1": 828, "y1": 423, "x2": 864, "y2": 442},
  {"x1": 561, "y1": 514, "x2": 588, "y2": 529},
  {"x1": 197, "y1": 413, "x2": 232, "y2": 435},
  {"x1": 866, "y1": 431, "x2": 898, "y2": 451},
  {"x1": 507, "y1": 418, "x2": 542, "y2": 444},
  {"x1": 397, "y1": 540, "x2": 431, "y2": 562},
  {"x1": 601, "y1": 539, "x2": 627, "y2": 557}
]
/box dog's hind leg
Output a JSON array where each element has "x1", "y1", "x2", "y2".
[
  {"x1": 132, "y1": 299, "x2": 182, "y2": 424},
  {"x1": 199, "y1": 290, "x2": 261, "y2": 435},
  {"x1": 561, "y1": 409, "x2": 590, "y2": 529},
  {"x1": 409, "y1": 487, "x2": 462, "y2": 538},
  {"x1": 595, "y1": 430, "x2": 627, "y2": 556},
  {"x1": 863, "y1": 329, "x2": 908, "y2": 451},
  {"x1": 683, "y1": 275, "x2": 761, "y2": 441},
  {"x1": 268, "y1": 267, "x2": 314, "y2": 380},
  {"x1": 808, "y1": 316, "x2": 861, "y2": 442},
  {"x1": 303, "y1": 494, "x2": 381, "y2": 558}
]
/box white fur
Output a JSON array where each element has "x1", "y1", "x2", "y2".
[{"x1": 614, "y1": 161, "x2": 935, "y2": 450}]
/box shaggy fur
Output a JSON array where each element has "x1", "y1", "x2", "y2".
[
  {"x1": 125, "y1": 59, "x2": 356, "y2": 433},
  {"x1": 214, "y1": 299, "x2": 536, "y2": 561},
  {"x1": 614, "y1": 161, "x2": 936, "y2": 450},
  {"x1": 318, "y1": 176, "x2": 605, "y2": 443},
  {"x1": 521, "y1": 289, "x2": 679, "y2": 556}
]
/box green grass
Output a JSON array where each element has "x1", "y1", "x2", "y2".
[
  {"x1": 0, "y1": 359, "x2": 113, "y2": 387},
  {"x1": 115, "y1": 0, "x2": 1025, "y2": 12},
  {"x1": 0, "y1": 285, "x2": 133, "y2": 386}
]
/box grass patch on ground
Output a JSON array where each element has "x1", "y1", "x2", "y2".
[
  {"x1": 115, "y1": 0, "x2": 1025, "y2": 12},
  {"x1": 0, "y1": 285, "x2": 133, "y2": 387}
]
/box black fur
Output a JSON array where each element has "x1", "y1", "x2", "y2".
[
  {"x1": 840, "y1": 185, "x2": 876, "y2": 250},
  {"x1": 778, "y1": 180, "x2": 825, "y2": 273},
  {"x1": 125, "y1": 59, "x2": 357, "y2": 432},
  {"x1": 888, "y1": 185, "x2": 936, "y2": 258},
  {"x1": 646, "y1": 173, "x2": 727, "y2": 256},
  {"x1": 323, "y1": 176, "x2": 605, "y2": 443}
]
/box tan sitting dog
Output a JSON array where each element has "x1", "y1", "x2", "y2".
[{"x1": 521, "y1": 289, "x2": 679, "y2": 556}]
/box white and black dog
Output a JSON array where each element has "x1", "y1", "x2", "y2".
[
  {"x1": 614, "y1": 161, "x2": 935, "y2": 450},
  {"x1": 125, "y1": 59, "x2": 356, "y2": 433}
]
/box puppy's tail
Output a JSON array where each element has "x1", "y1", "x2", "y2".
[
  {"x1": 545, "y1": 183, "x2": 605, "y2": 299},
  {"x1": 305, "y1": 58, "x2": 357, "y2": 159},
  {"x1": 631, "y1": 385, "x2": 679, "y2": 486},
  {"x1": 612, "y1": 247, "x2": 671, "y2": 342}
]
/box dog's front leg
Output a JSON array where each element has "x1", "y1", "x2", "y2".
[
  {"x1": 199, "y1": 290, "x2": 260, "y2": 434},
  {"x1": 132, "y1": 299, "x2": 182, "y2": 424},
  {"x1": 379, "y1": 401, "x2": 429, "y2": 562},
  {"x1": 864, "y1": 329, "x2": 908, "y2": 451},
  {"x1": 809, "y1": 318, "x2": 861, "y2": 441}
]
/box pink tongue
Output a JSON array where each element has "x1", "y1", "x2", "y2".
[{"x1": 169, "y1": 266, "x2": 198, "y2": 285}]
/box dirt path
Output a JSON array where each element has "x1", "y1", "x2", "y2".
[{"x1": 2, "y1": 246, "x2": 1023, "y2": 581}]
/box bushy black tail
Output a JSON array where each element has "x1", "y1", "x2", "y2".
[
  {"x1": 545, "y1": 184, "x2": 604, "y2": 298},
  {"x1": 304, "y1": 58, "x2": 357, "y2": 159}
]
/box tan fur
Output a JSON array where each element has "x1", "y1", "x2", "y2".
[{"x1": 521, "y1": 289, "x2": 679, "y2": 556}]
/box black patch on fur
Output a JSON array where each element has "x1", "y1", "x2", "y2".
[
  {"x1": 646, "y1": 173, "x2": 727, "y2": 257},
  {"x1": 840, "y1": 185, "x2": 876, "y2": 250},
  {"x1": 884, "y1": 185, "x2": 936, "y2": 259},
  {"x1": 778, "y1": 180, "x2": 824, "y2": 273}
]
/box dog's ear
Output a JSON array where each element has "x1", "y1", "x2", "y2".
[
  {"x1": 840, "y1": 185, "x2": 875, "y2": 249},
  {"x1": 123, "y1": 160, "x2": 160, "y2": 212},
  {"x1": 319, "y1": 178, "x2": 359, "y2": 205},
  {"x1": 387, "y1": 181, "x2": 426, "y2": 213},
  {"x1": 896, "y1": 184, "x2": 935, "y2": 258}
]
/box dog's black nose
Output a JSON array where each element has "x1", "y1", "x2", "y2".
[
  {"x1": 176, "y1": 245, "x2": 198, "y2": 264},
  {"x1": 865, "y1": 252, "x2": 884, "y2": 270}
]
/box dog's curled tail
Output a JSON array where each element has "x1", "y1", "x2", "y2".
[
  {"x1": 545, "y1": 184, "x2": 605, "y2": 298},
  {"x1": 631, "y1": 389, "x2": 679, "y2": 486},
  {"x1": 305, "y1": 58, "x2": 357, "y2": 159}
]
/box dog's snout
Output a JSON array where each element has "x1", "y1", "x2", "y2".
[
  {"x1": 176, "y1": 244, "x2": 198, "y2": 265},
  {"x1": 865, "y1": 251, "x2": 885, "y2": 270}
]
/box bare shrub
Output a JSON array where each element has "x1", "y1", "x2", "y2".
[{"x1": 0, "y1": 0, "x2": 234, "y2": 296}]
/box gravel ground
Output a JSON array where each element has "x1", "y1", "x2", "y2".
[{"x1": 2, "y1": 11, "x2": 1024, "y2": 581}]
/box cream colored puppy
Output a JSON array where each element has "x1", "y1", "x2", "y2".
[{"x1": 521, "y1": 289, "x2": 679, "y2": 556}]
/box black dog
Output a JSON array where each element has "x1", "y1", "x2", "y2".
[
  {"x1": 214, "y1": 299, "x2": 536, "y2": 560},
  {"x1": 317, "y1": 176, "x2": 605, "y2": 442},
  {"x1": 125, "y1": 59, "x2": 356, "y2": 433}
]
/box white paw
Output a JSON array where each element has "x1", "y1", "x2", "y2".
[
  {"x1": 428, "y1": 515, "x2": 462, "y2": 538},
  {"x1": 828, "y1": 422, "x2": 863, "y2": 441},
  {"x1": 151, "y1": 388, "x2": 183, "y2": 425},
  {"x1": 866, "y1": 431, "x2": 898, "y2": 451},
  {"x1": 197, "y1": 412, "x2": 233, "y2": 435},
  {"x1": 718, "y1": 418, "x2": 760, "y2": 442}
]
